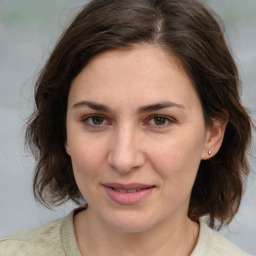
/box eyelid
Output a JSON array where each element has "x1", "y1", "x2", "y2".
[
  {"x1": 82, "y1": 114, "x2": 111, "y2": 128},
  {"x1": 145, "y1": 114, "x2": 175, "y2": 128},
  {"x1": 81, "y1": 113, "x2": 175, "y2": 130}
]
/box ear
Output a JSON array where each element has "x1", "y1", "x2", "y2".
[
  {"x1": 201, "y1": 113, "x2": 228, "y2": 160},
  {"x1": 65, "y1": 140, "x2": 71, "y2": 155}
]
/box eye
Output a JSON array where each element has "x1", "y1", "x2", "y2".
[
  {"x1": 147, "y1": 115, "x2": 174, "y2": 128},
  {"x1": 82, "y1": 115, "x2": 109, "y2": 128}
]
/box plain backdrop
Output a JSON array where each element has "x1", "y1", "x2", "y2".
[{"x1": 0, "y1": 0, "x2": 255, "y2": 254}]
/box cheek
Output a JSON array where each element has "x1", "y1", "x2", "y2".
[
  {"x1": 148, "y1": 136, "x2": 203, "y2": 208},
  {"x1": 70, "y1": 143, "x2": 106, "y2": 202},
  {"x1": 70, "y1": 137, "x2": 108, "y2": 184},
  {"x1": 148, "y1": 133, "x2": 204, "y2": 181}
]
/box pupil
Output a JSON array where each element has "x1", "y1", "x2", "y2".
[
  {"x1": 154, "y1": 116, "x2": 165, "y2": 125},
  {"x1": 92, "y1": 116, "x2": 103, "y2": 125}
]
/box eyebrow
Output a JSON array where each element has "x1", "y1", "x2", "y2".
[
  {"x1": 138, "y1": 101, "x2": 185, "y2": 113},
  {"x1": 72, "y1": 100, "x2": 185, "y2": 113},
  {"x1": 72, "y1": 101, "x2": 111, "y2": 112}
]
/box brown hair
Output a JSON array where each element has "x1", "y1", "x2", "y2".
[{"x1": 26, "y1": 0, "x2": 253, "y2": 229}]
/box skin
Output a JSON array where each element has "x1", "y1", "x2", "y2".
[{"x1": 66, "y1": 44, "x2": 227, "y2": 256}]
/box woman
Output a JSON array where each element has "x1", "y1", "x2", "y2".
[{"x1": 0, "y1": 0, "x2": 253, "y2": 255}]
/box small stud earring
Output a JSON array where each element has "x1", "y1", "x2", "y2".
[
  {"x1": 208, "y1": 149, "x2": 212, "y2": 155},
  {"x1": 66, "y1": 146, "x2": 70, "y2": 152}
]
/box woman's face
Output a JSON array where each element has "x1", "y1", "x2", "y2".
[{"x1": 66, "y1": 45, "x2": 212, "y2": 232}]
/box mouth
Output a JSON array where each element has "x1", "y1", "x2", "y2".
[
  {"x1": 112, "y1": 188, "x2": 146, "y2": 193},
  {"x1": 104, "y1": 183, "x2": 155, "y2": 191},
  {"x1": 102, "y1": 183, "x2": 155, "y2": 205}
]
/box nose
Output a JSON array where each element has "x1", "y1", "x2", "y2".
[{"x1": 107, "y1": 127, "x2": 145, "y2": 173}]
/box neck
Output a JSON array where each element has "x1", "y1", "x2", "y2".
[{"x1": 74, "y1": 207, "x2": 199, "y2": 256}]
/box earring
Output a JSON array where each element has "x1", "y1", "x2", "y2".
[
  {"x1": 208, "y1": 149, "x2": 212, "y2": 155},
  {"x1": 66, "y1": 146, "x2": 70, "y2": 152}
]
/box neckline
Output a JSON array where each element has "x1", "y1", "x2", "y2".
[
  {"x1": 61, "y1": 206, "x2": 87, "y2": 256},
  {"x1": 61, "y1": 207, "x2": 210, "y2": 256}
]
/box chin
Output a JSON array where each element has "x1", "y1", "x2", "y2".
[
  {"x1": 104, "y1": 211, "x2": 156, "y2": 233},
  {"x1": 110, "y1": 220, "x2": 152, "y2": 233}
]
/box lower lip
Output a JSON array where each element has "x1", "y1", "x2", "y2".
[{"x1": 104, "y1": 186, "x2": 154, "y2": 205}]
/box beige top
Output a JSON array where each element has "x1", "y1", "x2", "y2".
[{"x1": 0, "y1": 208, "x2": 251, "y2": 256}]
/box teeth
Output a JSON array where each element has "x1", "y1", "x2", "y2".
[
  {"x1": 114, "y1": 188, "x2": 143, "y2": 193},
  {"x1": 127, "y1": 189, "x2": 137, "y2": 193}
]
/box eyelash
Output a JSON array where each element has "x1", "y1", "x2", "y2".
[
  {"x1": 82, "y1": 115, "x2": 109, "y2": 128},
  {"x1": 146, "y1": 115, "x2": 175, "y2": 128},
  {"x1": 81, "y1": 114, "x2": 175, "y2": 129}
]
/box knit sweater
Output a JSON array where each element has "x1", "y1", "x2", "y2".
[{"x1": 0, "y1": 208, "x2": 251, "y2": 256}]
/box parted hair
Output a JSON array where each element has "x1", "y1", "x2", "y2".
[{"x1": 26, "y1": 0, "x2": 253, "y2": 228}]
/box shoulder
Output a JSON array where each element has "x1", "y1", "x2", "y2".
[
  {"x1": 212, "y1": 229, "x2": 250, "y2": 256},
  {"x1": 0, "y1": 216, "x2": 65, "y2": 256},
  {"x1": 191, "y1": 219, "x2": 251, "y2": 256}
]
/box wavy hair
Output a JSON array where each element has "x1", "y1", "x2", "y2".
[{"x1": 26, "y1": 0, "x2": 253, "y2": 229}]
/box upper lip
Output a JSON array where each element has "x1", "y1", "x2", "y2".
[{"x1": 103, "y1": 183, "x2": 155, "y2": 190}]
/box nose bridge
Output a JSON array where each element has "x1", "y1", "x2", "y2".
[{"x1": 108, "y1": 124, "x2": 144, "y2": 173}]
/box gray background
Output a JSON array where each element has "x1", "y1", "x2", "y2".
[{"x1": 0, "y1": 0, "x2": 255, "y2": 254}]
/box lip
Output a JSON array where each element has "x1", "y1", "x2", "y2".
[{"x1": 102, "y1": 183, "x2": 155, "y2": 205}]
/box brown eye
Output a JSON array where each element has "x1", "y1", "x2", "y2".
[
  {"x1": 83, "y1": 115, "x2": 108, "y2": 128},
  {"x1": 153, "y1": 116, "x2": 167, "y2": 125},
  {"x1": 91, "y1": 116, "x2": 104, "y2": 125},
  {"x1": 147, "y1": 115, "x2": 174, "y2": 129}
]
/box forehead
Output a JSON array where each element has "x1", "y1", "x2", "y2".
[
  {"x1": 80, "y1": 45, "x2": 188, "y2": 82},
  {"x1": 68, "y1": 44, "x2": 199, "y2": 111}
]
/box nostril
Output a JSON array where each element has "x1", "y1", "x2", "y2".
[{"x1": 107, "y1": 148, "x2": 146, "y2": 174}]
